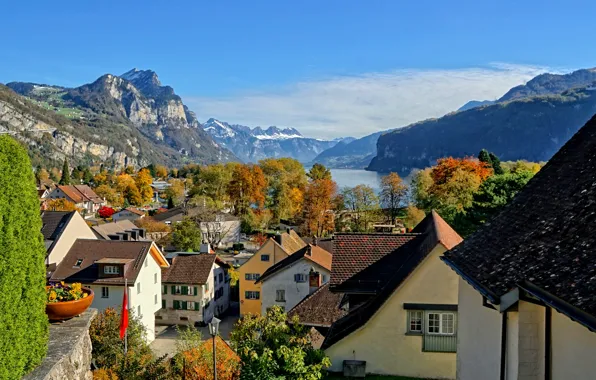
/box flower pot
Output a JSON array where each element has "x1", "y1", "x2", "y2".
[{"x1": 46, "y1": 287, "x2": 94, "y2": 321}]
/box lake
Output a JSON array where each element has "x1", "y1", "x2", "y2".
[{"x1": 330, "y1": 169, "x2": 385, "y2": 191}]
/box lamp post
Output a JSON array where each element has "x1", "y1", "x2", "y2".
[{"x1": 209, "y1": 317, "x2": 221, "y2": 380}]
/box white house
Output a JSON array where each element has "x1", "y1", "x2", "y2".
[
  {"x1": 157, "y1": 252, "x2": 231, "y2": 325},
  {"x1": 112, "y1": 208, "x2": 146, "y2": 223},
  {"x1": 50, "y1": 239, "x2": 169, "y2": 343},
  {"x1": 41, "y1": 211, "x2": 97, "y2": 276},
  {"x1": 257, "y1": 244, "x2": 332, "y2": 314},
  {"x1": 442, "y1": 115, "x2": 596, "y2": 380},
  {"x1": 47, "y1": 185, "x2": 105, "y2": 216}
]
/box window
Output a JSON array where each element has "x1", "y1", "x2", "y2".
[
  {"x1": 245, "y1": 273, "x2": 260, "y2": 281},
  {"x1": 163, "y1": 285, "x2": 168, "y2": 294},
  {"x1": 154, "y1": 294, "x2": 158, "y2": 305},
  {"x1": 137, "y1": 305, "x2": 141, "y2": 317},
  {"x1": 144, "y1": 257, "x2": 148, "y2": 267},
  {"x1": 74, "y1": 259, "x2": 83, "y2": 267},
  {"x1": 294, "y1": 273, "x2": 307, "y2": 283},
  {"x1": 245, "y1": 291, "x2": 260, "y2": 300},
  {"x1": 104, "y1": 265, "x2": 119, "y2": 274},
  {"x1": 214, "y1": 274, "x2": 217, "y2": 284},
  {"x1": 154, "y1": 273, "x2": 158, "y2": 284},
  {"x1": 322, "y1": 274, "x2": 327, "y2": 283},
  {"x1": 276, "y1": 289, "x2": 285, "y2": 302},
  {"x1": 218, "y1": 273, "x2": 223, "y2": 283},
  {"x1": 162, "y1": 300, "x2": 166, "y2": 309},
  {"x1": 261, "y1": 254, "x2": 270, "y2": 261},
  {"x1": 137, "y1": 282, "x2": 141, "y2": 294},
  {"x1": 174, "y1": 285, "x2": 181, "y2": 294},
  {"x1": 427, "y1": 312, "x2": 455, "y2": 335},
  {"x1": 101, "y1": 287, "x2": 109, "y2": 298},
  {"x1": 188, "y1": 301, "x2": 195, "y2": 310},
  {"x1": 408, "y1": 311, "x2": 423, "y2": 333},
  {"x1": 205, "y1": 282, "x2": 209, "y2": 291}
]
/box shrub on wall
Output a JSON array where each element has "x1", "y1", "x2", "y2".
[{"x1": 0, "y1": 136, "x2": 49, "y2": 378}]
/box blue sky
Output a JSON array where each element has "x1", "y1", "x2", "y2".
[{"x1": 1, "y1": 1, "x2": 593, "y2": 138}]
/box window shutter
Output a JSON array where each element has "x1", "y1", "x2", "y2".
[
  {"x1": 173, "y1": 300, "x2": 179, "y2": 309},
  {"x1": 182, "y1": 286, "x2": 188, "y2": 295},
  {"x1": 195, "y1": 302, "x2": 200, "y2": 311},
  {"x1": 194, "y1": 286, "x2": 198, "y2": 296},
  {"x1": 163, "y1": 285, "x2": 167, "y2": 294},
  {"x1": 162, "y1": 300, "x2": 166, "y2": 309},
  {"x1": 171, "y1": 285, "x2": 175, "y2": 294},
  {"x1": 294, "y1": 274, "x2": 299, "y2": 282}
]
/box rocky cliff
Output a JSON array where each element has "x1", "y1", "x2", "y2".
[{"x1": 4, "y1": 69, "x2": 236, "y2": 168}]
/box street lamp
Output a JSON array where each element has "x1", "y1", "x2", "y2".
[{"x1": 209, "y1": 317, "x2": 221, "y2": 380}]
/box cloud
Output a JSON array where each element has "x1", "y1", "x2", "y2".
[{"x1": 183, "y1": 63, "x2": 561, "y2": 139}]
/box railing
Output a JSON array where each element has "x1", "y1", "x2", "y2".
[{"x1": 423, "y1": 334, "x2": 457, "y2": 352}]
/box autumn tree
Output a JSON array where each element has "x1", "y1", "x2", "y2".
[
  {"x1": 227, "y1": 164, "x2": 267, "y2": 215},
  {"x1": 135, "y1": 168, "x2": 154, "y2": 205},
  {"x1": 95, "y1": 184, "x2": 123, "y2": 207},
  {"x1": 46, "y1": 198, "x2": 78, "y2": 211},
  {"x1": 259, "y1": 158, "x2": 307, "y2": 222},
  {"x1": 35, "y1": 166, "x2": 50, "y2": 182},
  {"x1": 98, "y1": 206, "x2": 116, "y2": 219},
  {"x1": 165, "y1": 179, "x2": 185, "y2": 206},
  {"x1": 303, "y1": 165, "x2": 337, "y2": 237},
  {"x1": 379, "y1": 172, "x2": 408, "y2": 225},
  {"x1": 403, "y1": 205, "x2": 426, "y2": 229},
  {"x1": 230, "y1": 306, "x2": 330, "y2": 379},
  {"x1": 191, "y1": 164, "x2": 233, "y2": 205},
  {"x1": 134, "y1": 217, "x2": 170, "y2": 233},
  {"x1": 155, "y1": 165, "x2": 168, "y2": 178},
  {"x1": 59, "y1": 158, "x2": 71, "y2": 185},
  {"x1": 49, "y1": 167, "x2": 60, "y2": 182}
]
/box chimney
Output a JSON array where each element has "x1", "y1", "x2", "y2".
[
  {"x1": 274, "y1": 233, "x2": 282, "y2": 245},
  {"x1": 306, "y1": 245, "x2": 312, "y2": 256},
  {"x1": 108, "y1": 234, "x2": 122, "y2": 241},
  {"x1": 200, "y1": 243, "x2": 212, "y2": 254},
  {"x1": 313, "y1": 236, "x2": 318, "y2": 246},
  {"x1": 286, "y1": 227, "x2": 291, "y2": 234}
]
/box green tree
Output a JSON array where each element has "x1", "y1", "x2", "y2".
[
  {"x1": 0, "y1": 135, "x2": 48, "y2": 379},
  {"x1": 307, "y1": 163, "x2": 332, "y2": 181},
  {"x1": 489, "y1": 152, "x2": 504, "y2": 175},
  {"x1": 230, "y1": 306, "x2": 330, "y2": 379},
  {"x1": 82, "y1": 167, "x2": 93, "y2": 184},
  {"x1": 342, "y1": 185, "x2": 380, "y2": 232},
  {"x1": 478, "y1": 149, "x2": 492, "y2": 165},
  {"x1": 171, "y1": 218, "x2": 203, "y2": 251},
  {"x1": 71, "y1": 166, "x2": 82, "y2": 182},
  {"x1": 59, "y1": 158, "x2": 71, "y2": 185}
]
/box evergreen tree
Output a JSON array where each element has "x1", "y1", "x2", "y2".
[
  {"x1": 167, "y1": 196, "x2": 175, "y2": 209},
  {"x1": 489, "y1": 152, "x2": 504, "y2": 175},
  {"x1": 82, "y1": 167, "x2": 93, "y2": 184},
  {"x1": 59, "y1": 158, "x2": 71, "y2": 185},
  {"x1": 478, "y1": 149, "x2": 492, "y2": 165},
  {"x1": 0, "y1": 136, "x2": 49, "y2": 378}
]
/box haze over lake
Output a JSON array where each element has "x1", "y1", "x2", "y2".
[{"x1": 329, "y1": 169, "x2": 384, "y2": 192}]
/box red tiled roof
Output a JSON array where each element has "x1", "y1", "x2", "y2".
[
  {"x1": 162, "y1": 253, "x2": 216, "y2": 284},
  {"x1": 58, "y1": 185, "x2": 85, "y2": 203},
  {"x1": 288, "y1": 283, "x2": 347, "y2": 327},
  {"x1": 329, "y1": 233, "x2": 418, "y2": 287},
  {"x1": 125, "y1": 207, "x2": 145, "y2": 216}
]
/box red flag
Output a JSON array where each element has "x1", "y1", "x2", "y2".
[{"x1": 119, "y1": 288, "x2": 129, "y2": 340}]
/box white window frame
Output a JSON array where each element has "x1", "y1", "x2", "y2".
[
  {"x1": 427, "y1": 312, "x2": 456, "y2": 335},
  {"x1": 276, "y1": 289, "x2": 285, "y2": 302},
  {"x1": 154, "y1": 273, "x2": 158, "y2": 284},
  {"x1": 104, "y1": 265, "x2": 119, "y2": 274},
  {"x1": 175, "y1": 285, "x2": 182, "y2": 294},
  {"x1": 245, "y1": 291, "x2": 260, "y2": 300},
  {"x1": 101, "y1": 286, "x2": 109, "y2": 298},
  {"x1": 188, "y1": 301, "x2": 195, "y2": 310},
  {"x1": 407, "y1": 310, "x2": 423, "y2": 333},
  {"x1": 137, "y1": 305, "x2": 142, "y2": 318},
  {"x1": 154, "y1": 294, "x2": 158, "y2": 305},
  {"x1": 294, "y1": 273, "x2": 307, "y2": 283},
  {"x1": 187, "y1": 286, "x2": 194, "y2": 295},
  {"x1": 137, "y1": 282, "x2": 141, "y2": 294}
]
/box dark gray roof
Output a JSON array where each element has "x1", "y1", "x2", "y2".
[
  {"x1": 41, "y1": 211, "x2": 75, "y2": 241},
  {"x1": 443, "y1": 114, "x2": 596, "y2": 320}
]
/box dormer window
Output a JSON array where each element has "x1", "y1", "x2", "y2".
[
  {"x1": 104, "y1": 265, "x2": 120, "y2": 274},
  {"x1": 74, "y1": 259, "x2": 83, "y2": 267}
]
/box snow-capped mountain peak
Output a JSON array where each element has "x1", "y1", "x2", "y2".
[
  {"x1": 253, "y1": 126, "x2": 303, "y2": 140},
  {"x1": 203, "y1": 118, "x2": 237, "y2": 138}
]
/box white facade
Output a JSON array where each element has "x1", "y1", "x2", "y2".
[
  {"x1": 214, "y1": 264, "x2": 230, "y2": 316},
  {"x1": 456, "y1": 278, "x2": 596, "y2": 380},
  {"x1": 87, "y1": 253, "x2": 162, "y2": 343},
  {"x1": 200, "y1": 220, "x2": 241, "y2": 247},
  {"x1": 260, "y1": 260, "x2": 330, "y2": 314},
  {"x1": 47, "y1": 212, "x2": 97, "y2": 266}
]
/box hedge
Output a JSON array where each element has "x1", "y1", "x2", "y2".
[{"x1": 0, "y1": 136, "x2": 48, "y2": 378}]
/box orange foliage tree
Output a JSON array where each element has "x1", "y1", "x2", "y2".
[
  {"x1": 302, "y1": 177, "x2": 337, "y2": 237},
  {"x1": 181, "y1": 337, "x2": 241, "y2": 380},
  {"x1": 227, "y1": 164, "x2": 267, "y2": 215},
  {"x1": 45, "y1": 198, "x2": 78, "y2": 211}
]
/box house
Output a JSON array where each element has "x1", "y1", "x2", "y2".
[
  {"x1": 150, "y1": 180, "x2": 171, "y2": 203},
  {"x1": 157, "y1": 252, "x2": 230, "y2": 325},
  {"x1": 257, "y1": 244, "x2": 332, "y2": 314},
  {"x1": 153, "y1": 206, "x2": 241, "y2": 247},
  {"x1": 47, "y1": 185, "x2": 105, "y2": 216},
  {"x1": 238, "y1": 230, "x2": 306, "y2": 316},
  {"x1": 92, "y1": 220, "x2": 147, "y2": 241},
  {"x1": 50, "y1": 239, "x2": 169, "y2": 343},
  {"x1": 41, "y1": 211, "x2": 97, "y2": 273},
  {"x1": 112, "y1": 207, "x2": 145, "y2": 223},
  {"x1": 232, "y1": 252, "x2": 254, "y2": 267},
  {"x1": 441, "y1": 115, "x2": 596, "y2": 380},
  {"x1": 322, "y1": 211, "x2": 462, "y2": 379}
]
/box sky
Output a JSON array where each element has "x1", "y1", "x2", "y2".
[{"x1": 1, "y1": 1, "x2": 594, "y2": 139}]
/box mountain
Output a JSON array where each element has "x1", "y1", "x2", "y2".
[
  {"x1": 309, "y1": 130, "x2": 390, "y2": 168},
  {"x1": 368, "y1": 85, "x2": 596, "y2": 175},
  {"x1": 202, "y1": 118, "x2": 343, "y2": 163},
  {"x1": 4, "y1": 69, "x2": 235, "y2": 168},
  {"x1": 458, "y1": 100, "x2": 495, "y2": 111},
  {"x1": 498, "y1": 68, "x2": 596, "y2": 101}
]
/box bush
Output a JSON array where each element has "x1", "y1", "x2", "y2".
[
  {"x1": 232, "y1": 243, "x2": 244, "y2": 251},
  {"x1": 0, "y1": 135, "x2": 49, "y2": 379}
]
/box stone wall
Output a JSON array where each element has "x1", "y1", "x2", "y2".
[{"x1": 24, "y1": 308, "x2": 97, "y2": 380}]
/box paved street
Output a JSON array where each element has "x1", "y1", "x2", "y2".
[{"x1": 150, "y1": 302, "x2": 240, "y2": 357}]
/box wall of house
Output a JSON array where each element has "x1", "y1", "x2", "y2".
[
  {"x1": 239, "y1": 240, "x2": 289, "y2": 316},
  {"x1": 455, "y1": 278, "x2": 502, "y2": 380},
  {"x1": 260, "y1": 260, "x2": 330, "y2": 314},
  {"x1": 325, "y1": 245, "x2": 458, "y2": 379},
  {"x1": 157, "y1": 284, "x2": 205, "y2": 325},
  {"x1": 214, "y1": 264, "x2": 230, "y2": 316},
  {"x1": 551, "y1": 308, "x2": 596, "y2": 379},
  {"x1": 515, "y1": 301, "x2": 546, "y2": 380},
  {"x1": 506, "y1": 311, "x2": 519, "y2": 380},
  {"x1": 127, "y1": 253, "x2": 163, "y2": 343},
  {"x1": 48, "y1": 213, "x2": 97, "y2": 266}
]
